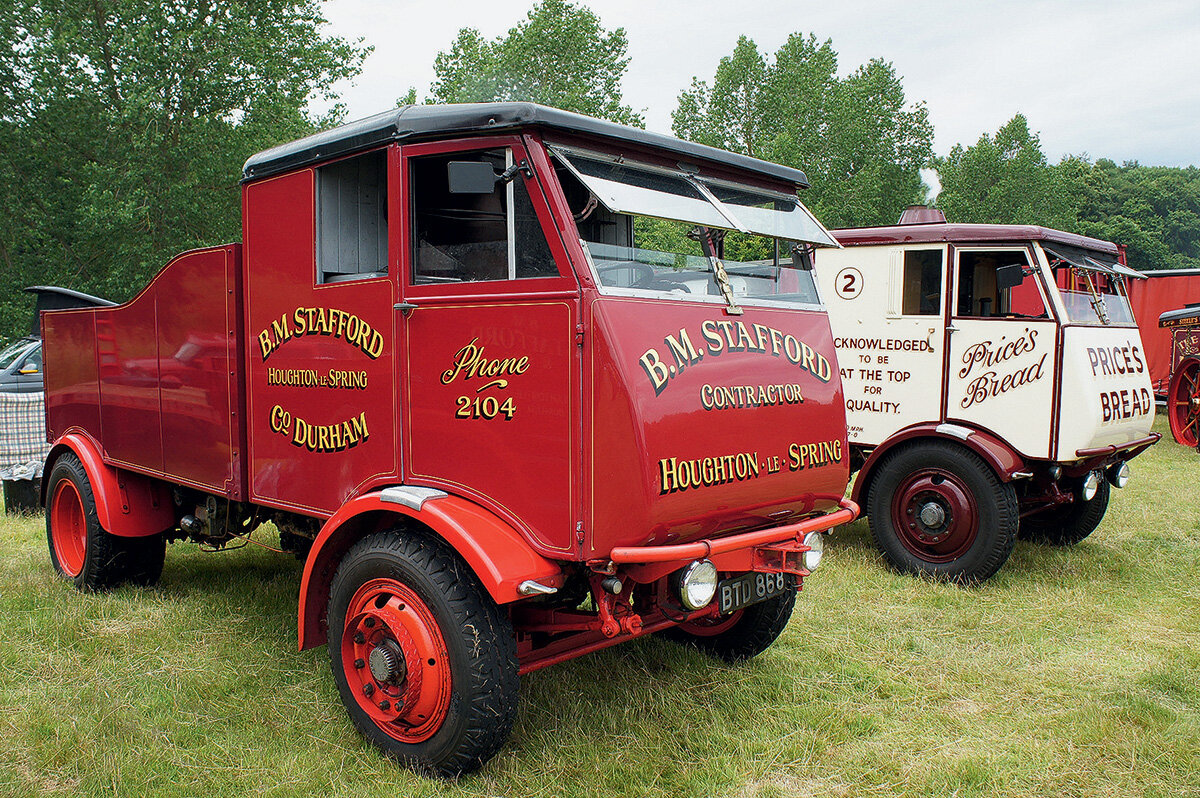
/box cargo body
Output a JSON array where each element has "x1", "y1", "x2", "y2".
[
  {"x1": 41, "y1": 103, "x2": 856, "y2": 775},
  {"x1": 814, "y1": 208, "x2": 1158, "y2": 583}
]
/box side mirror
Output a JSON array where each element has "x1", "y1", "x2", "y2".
[
  {"x1": 996, "y1": 263, "x2": 1027, "y2": 292},
  {"x1": 447, "y1": 161, "x2": 498, "y2": 194},
  {"x1": 18, "y1": 367, "x2": 39, "y2": 375}
]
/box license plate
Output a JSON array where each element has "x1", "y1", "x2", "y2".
[{"x1": 717, "y1": 571, "x2": 791, "y2": 615}]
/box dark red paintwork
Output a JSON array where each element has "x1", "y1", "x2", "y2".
[
  {"x1": 44, "y1": 246, "x2": 245, "y2": 498},
  {"x1": 833, "y1": 222, "x2": 1120, "y2": 254},
  {"x1": 42, "y1": 118, "x2": 856, "y2": 673}
]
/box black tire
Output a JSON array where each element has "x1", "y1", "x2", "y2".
[
  {"x1": 866, "y1": 441, "x2": 1018, "y2": 584},
  {"x1": 118, "y1": 534, "x2": 166, "y2": 586},
  {"x1": 1019, "y1": 481, "x2": 1110, "y2": 546},
  {"x1": 660, "y1": 582, "x2": 795, "y2": 662},
  {"x1": 45, "y1": 453, "x2": 164, "y2": 591},
  {"x1": 327, "y1": 529, "x2": 519, "y2": 777}
]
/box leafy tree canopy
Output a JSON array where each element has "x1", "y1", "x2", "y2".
[
  {"x1": 932, "y1": 114, "x2": 1076, "y2": 229},
  {"x1": 935, "y1": 115, "x2": 1200, "y2": 271},
  {"x1": 1064, "y1": 157, "x2": 1200, "y2": 271},
  {"x1": 672, "y1": 33, "x2": 933, "y2": 229},
  {"x1": 430, "y1": 0, "x2": 643, "y2": 127},
  {"x1": 0, "y1": 0, "x2": 366, "y2": 341}
]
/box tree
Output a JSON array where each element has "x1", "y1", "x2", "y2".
[
  {"x1": 672, "y1": 33, "x2": 933, "y2": 228},
  {"x1": 1063, "y1": 157, "x2": 1200, "y2": 271},
  {"x1": 0, "y1": 0, "x2": 367, "y2": 340},
  {"x1": 430, "y1": 0, "x2": 643, "y2": 127},
  {"x1": 933, "y1": 114, "x2": 1076, "y2": 229}
]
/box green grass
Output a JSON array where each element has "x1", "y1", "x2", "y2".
[{"x1": 2, "y1": 416, "x2": 1198, "y2": 797}]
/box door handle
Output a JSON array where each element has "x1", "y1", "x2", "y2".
[
  {"x1": 946, "y1": 324, "x2": 960, "y2": 333},
  {"x1": 394, "y1": 301, "x2": 419, "y2": 318}
]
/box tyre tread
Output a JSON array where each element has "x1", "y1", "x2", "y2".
[
  {"x1": 866, "y1": 440, "x2": 1018, "y2": 584},
  {"x1": 328, "y1": 529, "x2": 518, "y2": 777}
]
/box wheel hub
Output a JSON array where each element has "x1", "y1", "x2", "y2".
[
  {"x1": 891, "y1": 469, "x2": 980, "y2": 563},
  {"x1": 918, "y1": 501, "x2": 946, "y2": 528},
  {"x1": 340, "y1": 578, "x2": 453, "y2": 744},
  {"x1": 368, "y1": 640, "x2": 406, "y2": 684}
]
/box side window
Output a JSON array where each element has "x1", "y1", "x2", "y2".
[
  {"x1": 20, "y1": 344, "x2": 41, "y2": 374},
  {"x1": 956, "y1": 251, "x2": 1047, "y2": 318},
  {"x1": 411, "y1": 148, "x2": 556, "y2": 284},
  {"x1": 901, "y1": 250, "x2": 943, "y2": 315},
  {"x1": 316, "y1": 150, "x2": 388, "y2": 284}
]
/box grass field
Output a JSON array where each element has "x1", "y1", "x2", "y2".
[{"x1": 2, "y1": 416, "x2": 1198, "y2": 797}]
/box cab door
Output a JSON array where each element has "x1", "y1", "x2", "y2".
[
  {"x1": 397, "y1": 137, "x2": 581, "y2": 556},
  {"x1": 943, "y1": 246, "x2": 1057, "y2": 459}
]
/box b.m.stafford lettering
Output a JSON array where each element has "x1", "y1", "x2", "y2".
[{"x1": 659, "y1": 452, "x2": 761, "y2": 494}]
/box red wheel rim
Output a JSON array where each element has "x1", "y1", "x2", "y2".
[
  {"x1": 50, "y1": 479, "x2": 86, "y2": 577},
  {"x1": 1168, "y1": 358, "x2": 1200, "y2": 447},
  {"x1": 890, "y1": 468, "x2": 979, "y2": 563},
  {"x1": 676, "y1": 609, "x2": 744, "y2": 636},
  {"x1": 340, "y1": 578, "x2": 452, "y2": 744}
]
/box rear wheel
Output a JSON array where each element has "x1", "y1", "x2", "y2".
[
  {"x1": 1167, "y1": 357, "x2": 1200, "y2": 446},
  {"x1": 45, "y1": 453, "x2": 164, "y2": 590},
  {"x1": 328, "y1": 530, "x2": 518, "y2": 777},
  {"x1": 866, "y1": 441, "x2": 1018, "y2": 584},
  {"x1": 660, "y1": 583, "x2": 795, "y2": 662},
  {"x1": 1020, "y1": 481, "x2": 1110, "y2": 546}
]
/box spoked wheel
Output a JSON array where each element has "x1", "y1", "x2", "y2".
[
  {"x1": 45, "y1": 452, "x2": 165, "y2": 590},
  {"x1": 867, "y1": 441, "x2": 1018, "y2": 584},
  {"x1": 1167, "y1": 357, "x2": 1200, "y2": 446},
  {"x1": 328, "y1": 530, "x2": 518, "y2": 776}
]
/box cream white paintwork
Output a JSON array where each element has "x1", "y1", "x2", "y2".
[
  {"x1": 817, "y1": 240, "x2": 1154, "y2": 464},
  {"x1": 820, "y1": 244, "x2": 945, "y2": 446},
  {"x1": 1055, "y1": 326, "x2": 1155, "y2": 460}
]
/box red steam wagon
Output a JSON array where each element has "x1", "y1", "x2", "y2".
[{"x1": 39, "y1": 104, "x2": 859, "y2": 775}]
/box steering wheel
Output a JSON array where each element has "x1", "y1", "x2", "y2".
[{"x1": 597, "y1": 261, "x2": 655, "y2": 288}]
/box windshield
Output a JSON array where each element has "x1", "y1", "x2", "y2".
[
  {"x1": 0, "y1": 338, "x2": 35, "y2": 370},
  {"x1": 551, "y1": 147, "x2": 830, "y2": 309},
  {"x1": 1041, "y1": 243, "x2": 1137, "y2": 326}
]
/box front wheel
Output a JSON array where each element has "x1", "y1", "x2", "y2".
[
  {"x1": 866, "y1": 441, "x2": 1018, "y2": 584},
  {"x1": 1019, "y1": 481, "x2": 1110, "y2": 546},
  {"x1": 1167, "y1": 357, "x2": 1200, "y2": 446},
  {"x1": 328, "y1": 529, "x2": 519, "y2": 777},
  {"x1": 659, "y1": 582, "x2": 795, "y2": 662}
]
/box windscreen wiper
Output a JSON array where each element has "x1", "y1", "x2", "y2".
[{"x1": 690, "y1": 226, "x2": 743, "y2": 316}]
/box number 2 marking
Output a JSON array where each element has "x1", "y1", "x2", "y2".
[{"x1": 835, "y1": 267, "x2": 864, "y2": 300}]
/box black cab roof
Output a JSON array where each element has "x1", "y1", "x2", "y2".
[{"x1": 242, "y1": 102, "x2": 811, "y2": 188}]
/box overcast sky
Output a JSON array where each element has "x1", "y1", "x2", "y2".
[{"x1": 318, "y1": 0, "x2": 1200, "y2": 169}]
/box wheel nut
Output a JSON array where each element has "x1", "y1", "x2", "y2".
[
  {"x1": 364, "y1": 617, "x2": 376, "y2": 629},
  {"x1": 353, "y1": 632, "x2": 365, "y2": 644},
  {"x1": 363, "y1": 683, "x2": 374, "y2": 697},
  {"x1": 354, "y1": 658, "x2": 365, "y2": 669},
  {"x1": 378, "y1": 700, "x2": 390, "y2": 710}
]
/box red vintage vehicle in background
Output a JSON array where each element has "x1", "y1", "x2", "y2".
[
  {"x1": 40, "y1": 103, "x2": 858, "y2": 775},
  {"x1": 1159, "y1": 304, "x2": 1200, "y2": 447}
]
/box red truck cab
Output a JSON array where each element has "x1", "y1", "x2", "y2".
[{"x1": 41, "y1": 103, "x2": 856, "y2": 774}]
